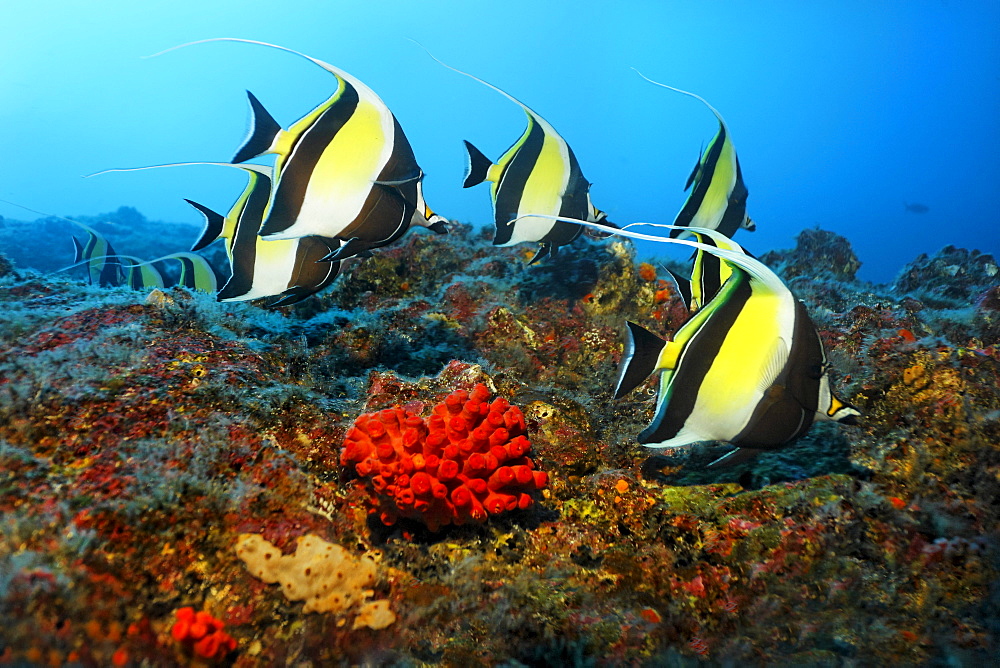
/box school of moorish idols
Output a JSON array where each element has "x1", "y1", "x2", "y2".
[{"x1": 0, "y1": 38, "x2": 997, "y2": 665}]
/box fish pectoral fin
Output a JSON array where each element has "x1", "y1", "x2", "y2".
[
  {"x1": 462, "y1": 140, "x2": 495, "y2": 188},
  {"x1": 232, "y1": 91, "x2": 283, "y2": 163},
  {"x1": 185, "y1": 199, "x2": 226, "y2": 251},
  {"x1": 614, "y1": 322, "x2": 668, "y2": 399},
  {"x1": 756, "y1": 338, "x2": 790, "y2": 394},
  {"x1": 323, "y1": 237, "x2": 377, "y2": 262}
]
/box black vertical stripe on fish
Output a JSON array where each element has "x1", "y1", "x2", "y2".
[
  {"x1": 715, "y1": 158, "x2": 749, "y2": 238},
  {"x1": 492, "y1": 117, "x2": 547, "y2": 245},
  {"x1": 323, "y1": 183, "x2": 413, "y2": 261},
  {"x1": 670, "y1": 124, "x2": 728, "y2": 238},
  {"x1": 216, "y1": 172, "x2": 271, "y2": 300},
  {"x1": 732, "y1": 299, "x2": 824, "y2": 446},
  {"x1": 638, "y1": 274, "x2": 753, "y2": 444},
  {"x1": 545, "y1": 146, "x2": 587, "y2": 247},
  {"x1": 268, "y1": 236, "x2": 341, "y2": 307},
  {"x1": 337, "y1": 114, "x2": 421, "y2": 246},
  {"x1": 260, "y1": 81, "x2": 361, "y2": 237}
]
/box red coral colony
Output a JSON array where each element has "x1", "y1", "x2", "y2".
[{"x1": 341, "y1": 384, "x2": 548, "y2": 531}]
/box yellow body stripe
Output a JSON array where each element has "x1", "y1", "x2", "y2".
[
  {"x1": 690, "y1": 290, "x2": 791, "y2": 436},
  {"x1": 293, "y1": 100, "x2": 390, "y2": 236},
  {"x1": 517, "y1": 132, "x2": 569, "y2": 214},
  {"x1": 691, "y1": 138, "x2": 738, "y2": 229}
]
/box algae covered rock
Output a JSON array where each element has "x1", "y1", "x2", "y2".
[{"x1": 760, "y1": 227, "x2": 862, "y2": 281}]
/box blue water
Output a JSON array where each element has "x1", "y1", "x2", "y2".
[{"x1": 1, "y1": 1, "x2": 997, "y2": 283}]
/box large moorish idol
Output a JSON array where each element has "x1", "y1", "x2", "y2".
[{"x1": 518, "y1": 216, "x2": 859, "y2": 467}]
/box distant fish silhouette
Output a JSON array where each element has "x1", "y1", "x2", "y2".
[{"x1": 904, "y1": 202, "x2": 929, "y2": 214}]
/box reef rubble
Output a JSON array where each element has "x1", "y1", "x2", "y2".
[{"x1": 0, "y1": 222, "x2": 997, "y2": 665}]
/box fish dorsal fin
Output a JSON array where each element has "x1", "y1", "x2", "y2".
[
  {"x1": 707, "y1": 447, "x2": 762, "y2": 468},
  {"x1": 631, "y1": 68, "x2": 729, "y2": 133},
  {"x1": 147, "y1": 38, "x2": 379, "y2": 101},
  {"x1": 683, "y1": 147, "x2": 703, "y2": 191},
  {"x1": 412, "y1": 42, "x2": 565, "y2": 145},
  {"x1": 614, "y1": 322, "x2": 668, "y2": 399},
  {"x1": 87, "y1": 161, "x2": 273, "y2": 179},
  {"x1": 233, "y1": 91, "x2": 284, "y2": 163}
]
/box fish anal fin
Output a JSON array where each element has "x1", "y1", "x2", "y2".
[
  {"x1": 462, "y1": 140, "x2": 494, "y2": 188},
  {"x1": 232, "y1": 91, "x2": 283, "y2": 163},
  {"x1": 322, "y1": 237, "x2": 377, "y2": 262}
]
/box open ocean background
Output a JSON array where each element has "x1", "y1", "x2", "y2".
[{"x1": 1, "y1": 0, "x2": 997, "y2": 283}]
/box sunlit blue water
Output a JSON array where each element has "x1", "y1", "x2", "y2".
[{"x1": 1, "y1": 0, "x2": 997, "y2": 283}]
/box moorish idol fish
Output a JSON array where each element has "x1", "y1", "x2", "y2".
[
  {"x1": 634, "y1": 70, "x2": 754, "y2": 240},
  {"x1": 419, "y1": 47, "x2": 611, "y2": 264},
  {"x1": 516, "y1": 216, "x2": 860, "y2": 466},
  {"x1": 152, "y1": 38, "x2": 448, "y2": 261},
  {"x1": 71, "y1": 225, "x2": 125, "y2": 287},
  {"x1": 91, "y1": 162, "x2": 343, "y2": 307},
  {"x1": 119, "y1": 255, "x2": 165, "y2": 290},
  {"x1": 664, "y1": 231, "x2": 742, "y2": 314},
  {"x1": 157, "y1": 252, "x2": 219, "y2": 293}
]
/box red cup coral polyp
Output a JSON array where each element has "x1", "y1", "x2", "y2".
[{"x1": 341, "y1": 384, "x2": 548, "y2": 531}]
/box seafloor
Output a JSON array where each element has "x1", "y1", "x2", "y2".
[{"x1": 0, "y1": 214, "x2": 998, "y2": 666}]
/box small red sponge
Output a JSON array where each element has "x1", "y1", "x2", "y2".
[
  {"x1": 341, "y1": 384, "x2": 548, "y2": 531},
  {"x1": 170, "y1": 607, "x2": 237, "y2": 661}
]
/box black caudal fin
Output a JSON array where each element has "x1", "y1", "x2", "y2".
[
  {"x1": 185, "y1": 199, "x2": 226, "y2": 251},
  {"x1": 462, "y1": 140, "x2": 493, "y2": 188},
  {"x1": 613, "y1": 322, "x2": 667, "y2": 399},
  {"x1": 71, "y1": 236, "x2": 84, "y2": 263},
  {"x1": 232, "y1": 91, "x2": 282, "y2": 164},
  {"x1": 427, "y1": 220, "x2": 449, "y2": 234}
]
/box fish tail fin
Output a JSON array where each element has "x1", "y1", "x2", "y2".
[
  {"x1": 232, "y1": 91, "x2": 282, "y2": 163},
  {"x1": 185, "y1": 199, "x2": 227, "y2": 251},
  {"x1": 462, "y1": 140, "x2": 493, "y2": 188},
  {"x1": 71, "y1": 236, "x2": 85, "y2": 264},
  {"x1": 614, "y1": 322, "x2": 668, "y2": 399}
]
